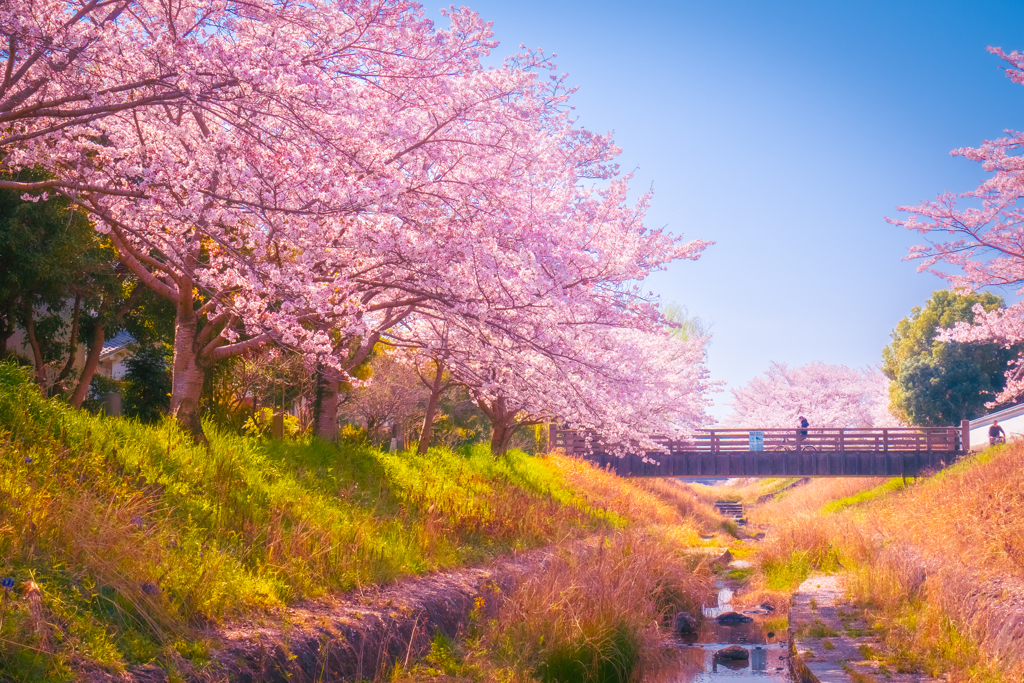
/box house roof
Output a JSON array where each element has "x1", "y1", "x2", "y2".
[{"x1": 100, "y1": 331, "x2": 134, "y2": 359}]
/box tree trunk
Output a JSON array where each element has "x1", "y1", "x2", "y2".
[
  {"x1": 417, "y1": 360, "x2": 447, "y2": 454},
  {"x1": 169, "y1": 305, "x2": 208, "y2": 444},
  {"x1": 68, "y1": 318, "x2": 105, "y2": 408},
  {"x1": 480, "y1": 395, "x2": 521, "y2": 457},
  {"x1": 0, "y1": 301, "x2": 14, "y2": 357},
  {"x1": 489, "y1": 417, "x2": 520, "y2": 456},
  {"x1": 22, "y1": 307, "x2": 47, "y2": 387},
  {"x1": 314, "y1": 372, "x2": 340, "y2": 441},
  {"x1": 55, "y1": 294, "x2": 82, "y2": 386}
]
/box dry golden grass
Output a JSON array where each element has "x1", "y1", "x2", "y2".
[
  {"x1": 397, "y1": 528, "x2": 713, "y2": 683},
  {"x1": 491, "y1": 528, "x2": 713, "y2": 681},
  {"x1": 738, "y1": 445, "x2": 1024, "y2": 681},
  {"x1": 870, "y1": 447, "x2": 1024, "y2": 580},
  {"x1": 746, "y1": 477, "x2": 888, "y2": 523},
  {"x1": 630, "y1": 478, "x2": 723, "y2": 532},
  {"x1": 384, "y1": 460, "x2": 724, "y2": 683},
  {"x1": 544, "y1": 455, "x2": 724, "y2": 537}
]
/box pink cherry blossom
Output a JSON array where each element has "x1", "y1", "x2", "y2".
[
  {"x1": 724, "y1": 361, "x2": 899, "y2": 429},
  {"x1": 890, "y1": 47, "x2": 1024, "y2": 403},
  {"x1": 2, "y1": 0, "x2": 712, "y2": 440}
]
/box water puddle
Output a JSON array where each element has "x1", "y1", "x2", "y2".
[{"x1": 676, "y1": 585, "x2": 791, "y2": 682}]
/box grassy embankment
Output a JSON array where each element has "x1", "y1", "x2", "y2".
[
  {"x1": 717, "y1": 450, "x2": 1024, "y2": 682},
  {"x1": 0, "y1": 362, "x2": 724, "y2": 681}
]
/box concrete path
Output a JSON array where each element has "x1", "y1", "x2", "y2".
[{"x1": 790, "y1": 574, "x2": 941, "y2": 683}]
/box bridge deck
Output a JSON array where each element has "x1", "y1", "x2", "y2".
[{"x1": 550, "y1": 423, "x2": 970, "y2": 477}]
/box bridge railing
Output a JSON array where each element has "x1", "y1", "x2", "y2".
[{"x1": 550, "y1": 422, "x2": 970, "y2": 455}]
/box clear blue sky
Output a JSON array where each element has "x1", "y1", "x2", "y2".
[{"x1": 432, "y1": 0, "x2": 1024, "y2": 421}]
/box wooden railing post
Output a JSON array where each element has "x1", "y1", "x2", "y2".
[
  {"x1": 839, "y1": 429, "x2": 845, "y2": 452},
  {"x1": 883, "y1": 429, "x2": 889, "y2": 452},
  {"x1": 961, "y1": 419, "x2": 971, "y2": 453},
  {"x1": 710, "y1": 429, "x2": 718, "y2": 453}
]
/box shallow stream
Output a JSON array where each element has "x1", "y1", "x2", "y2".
[{"x1": 677, "y1": 586, "x2": 792, "y2": 682}]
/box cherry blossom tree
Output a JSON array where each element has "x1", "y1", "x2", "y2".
[
  {"x1": 724, "y1": 361, "x2": 899, "y2": 429},
  {"x1": 890, "y1": 47, "x2": 1024, "y2": 404},
  {"x1": 4, "y1": 0, "x2": 711, "y2": 446},
  {"x1": 1, "y1": 0, "x2": 513, "y2": 437},
  {"x1": 392, "y1": 307, "x2": 714, "y2": 455}
]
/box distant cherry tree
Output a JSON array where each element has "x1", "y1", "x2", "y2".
[{"x1": 724, "y1": 361, "x2": 899, "y2": 429}]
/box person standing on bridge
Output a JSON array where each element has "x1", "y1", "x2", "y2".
[
  {"x1": 989, "y1": 420, "x2": 1006, "y2": 446},
  {"x1": 797, "y1": 416, "x2": 809, "y2": 443}
]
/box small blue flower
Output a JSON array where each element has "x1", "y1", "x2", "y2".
[
  {"x1": 1, "y1": 577, "x2": 13, "y2": 589},
  {"x1": 23, "y1": 456, "x2": 32, "y2": 464},
  {"x1": 130, "y1": 516, "x2": 144, "y2": 527},
  {"x1": 140, "y1": 582, "x2": 159, "y2": 595}
]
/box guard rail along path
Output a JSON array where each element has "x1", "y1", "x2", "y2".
[{"x1": 549, "y1": 422, "x2": 970, "y2": 478}]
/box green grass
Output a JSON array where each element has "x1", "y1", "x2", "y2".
[
  {"x1": 762, "y1": 545, "x2": 843, "y2": 592},
  {"x1": 859, "y1": 596, "x2": 1007, "y2": 682},
  {"x1": 821, "y1": 478, "x2": 907, "y2": 514},
  {"x1": 764, "y1": 477, "x2": 802, "y2": 500},
  {"x1": 724, "y1": 567, "x2": 754, "y2": 582},
  {"x1": 764, "y1": 615, "x2": 788, "y2": 636},
  {"x1": 801, "y1": 620, "x2": 839, "y2": 639},
  {"x1": 0, "y1": 362, "x2": 631, "y2": 680}
]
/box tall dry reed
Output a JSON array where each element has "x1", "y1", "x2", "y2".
[{"x1": 488, "y1": 529, "x2": 713, "y2": 682}]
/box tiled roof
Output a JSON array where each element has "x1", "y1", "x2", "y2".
[{"x1": 100, "y1": 331, "x2": 134, "y2": 358}]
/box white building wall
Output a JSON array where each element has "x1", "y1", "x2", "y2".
[{"x1": 968, "y1": 402, "x2": 1024, "y2": 450}]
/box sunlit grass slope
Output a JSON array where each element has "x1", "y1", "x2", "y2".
[{"x1": 0, "y1": 361, "x2": 718, "y2": 680}]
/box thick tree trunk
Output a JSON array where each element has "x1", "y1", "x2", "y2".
[
  {"x1": 480, "y1": 395, "x2": 521, "y2": 457},
  {"x1": 417, "y1": 360, "x2": 446, "y2": 454},
  {"x1": 314, "y1": 372, "x2": 340, "y2": 441},
  {"x1": 170, "y1": 306, "x2": 208, "y2": 444},
  {"x1": 68, "y1": 319, "x2": 105, "y2": 408},
  {"x1": 489, "y1": 419, "x2": 516, "y2": 456}
]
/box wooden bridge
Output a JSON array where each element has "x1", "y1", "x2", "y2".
[{"x1": 549, "y1": 422, "x2": 971, "y2": 478}]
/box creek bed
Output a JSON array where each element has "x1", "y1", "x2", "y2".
[{"x1": 676, "y1": 586, "x2": 792, "y2": 682}]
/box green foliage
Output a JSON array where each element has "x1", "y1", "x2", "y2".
[
  {"x1": 122, "y1": 344, "x2": 171, "y2": 423},
  {"x1": 802, "y1": 619, "x2": 840, "y2": 638},
  {"x1": 882, "y1": 290, "x2": 1014, "y2": 425},
  {"x1": 204, "y1": 350, "x2": 314, "y2": 435},
  {"x1": 724, "y1": 566, "x2": 754, "y2": 582},
  {"x1": 0, "y1": 175, "x2": 97, "y2": 317},
  {"x1": 241, "y1": 407, "x2": 302, "y2": 438},
  {"x1": 0, "y1": 173, "x2": 118, "y2": 369},
  {"x1": 82, "y1": 373, "x2": 123, "y2": 413}
]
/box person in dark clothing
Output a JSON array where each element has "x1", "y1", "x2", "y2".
[
  {"x1": 989, "y1": 420, "x2": 1006, "y2": 446},
  {"x1": 797, "y1": 416, "x2": 809, "y2": 442}
]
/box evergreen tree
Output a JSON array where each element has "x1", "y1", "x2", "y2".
[{"x1": 883, "y1": 290, "x2": 1014, "y2": 425}]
